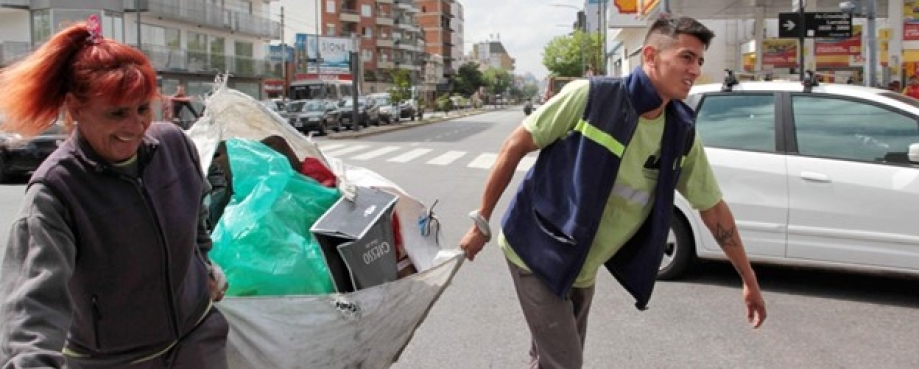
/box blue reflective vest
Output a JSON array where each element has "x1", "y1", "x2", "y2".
[{"x1": 501, "y1": 68, "x2": 696, "y2": 310}]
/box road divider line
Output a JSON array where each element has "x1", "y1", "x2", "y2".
[
  {"x1": 388, "y1": 148, "x2": 433, "y2": 163},
  {"x1": 517, "y1": 156, "x2": 537, "y2": 172},
  {"x1": 351, "y1": 146, "x2": 402, "y2": 160},
  {"x1": 323, "y1": 144, "x2": 371, "y2": 157},
  {"x1": 318, "y1": 143, "x2": 346, "y2": 152},
  {"x1": 468, "y1": 153, "x2": 497, "y2": 169},
  {"x1": 427, "y1": 151, "x2": 466, "y2": 165}
]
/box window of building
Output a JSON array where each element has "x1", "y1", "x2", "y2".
[
  {"x1": 326, "y1": 0, "x2": 336, "y2": 13},
  {"x1": 102, "y1": 11, "x2": 124, "y2": 43},
  {"x1": 363, "y1": 26, "x2": 373, "y2": 38},
  {"x1": 210, "y1": 36, "x2": 226, "y2": 71},
  {"x1": 362, "y1": 49, "x2": 373, "y2": 62},
  {"x1": 226, "y1": 0, "x2": 253, "y2": 14},
  {"x1": 326, "y1": 24, "x2": 336, "y2": 36},
  {"x1": 361, "y1": 4, "x2": 372, "y2": 17},
  {"x1": 30, "y1": 9, "x2": 51, "y2": 45}
]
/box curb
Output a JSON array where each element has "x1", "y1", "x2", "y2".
[{"x1": 326, "y1": 107, "x2": 514, "y2": 139}]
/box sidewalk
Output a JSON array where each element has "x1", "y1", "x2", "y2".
[{"x1": 327, "y1": 105, "x2": 516, "y2": 139}]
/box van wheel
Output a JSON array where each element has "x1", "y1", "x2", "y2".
[{"x1": 658, "y1": 213, "x2": 695, "y2": 280}]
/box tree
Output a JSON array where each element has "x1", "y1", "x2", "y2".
[
  {"x1": 483, "y1": 67, "x2": 513, "y2": 105},
  {"x1": 542, "y1": 30, "x2": 602, "y2": 78},
  {"x1": 387, "y1": 68, "x2": 412, "y2": 105},
  {"x1": 453, "y1": 62, "x2": 486, "y2": 96}
]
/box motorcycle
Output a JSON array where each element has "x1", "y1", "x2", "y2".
[{"x1": 523, "y1": 102, "x2": 533, "y2": 116}]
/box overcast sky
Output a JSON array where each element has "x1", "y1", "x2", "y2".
[{"x1": 273, "y1": 0, "x2": 585, "y2": 79}]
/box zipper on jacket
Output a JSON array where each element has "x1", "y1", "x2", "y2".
[
  {"x1": 131, "y1": 176, "x2": 181, "y2": 340},
  {"x1": 91, "y1": 295, "x2": 103, "y2": 350}
]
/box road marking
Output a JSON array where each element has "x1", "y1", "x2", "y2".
[
  {"x1": 468, "y1": 153, "x2": 497, "y2": 169},
  {"x1": 388, "y1": 148, "x2": 433, "y2": 163},
  {"x1": 427, "y1": 151, "x2": 466, "y2": 165},
  {"x1": 323, "y1": 144, "x2": 371, "y2": 157},
  {"x1": 319, "y1": 143, "x2": 346, "y2": 152},
  {"x1": 517, "y1": 156, "x2": 537, "y2": 172},
  {"x1": 351, "y1": 146, "x2": 402, "y2": 160}
]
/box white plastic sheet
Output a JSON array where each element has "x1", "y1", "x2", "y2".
[{"x1": 187, "y1": 77, "x2": 464, "y2": 368}]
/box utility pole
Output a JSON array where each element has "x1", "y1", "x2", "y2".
[
  {"x1": 135, "y1": 0, "x2": 141, "y2": 48},
  {"x1": 798, "y1": 0, "x2": 805, "y2": 81},
  {"x1": 315, "y1": 0, "x2": 322, "y2": 80},
  {"x1": 865, "y1": 0, "x2": 877, "y2": 87},
  {"x1": 596, "y1": 0, "x2": 601, "y2": 73},
  {"x1": 281, "y1": 6, "x2": 287, "y2": 100}
]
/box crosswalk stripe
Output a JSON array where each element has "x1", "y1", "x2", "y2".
[
  {"x1": 319, "y1": 143, "x2": 346, "y2": 152},
  {"x1": 468, "y1": 153, "x2": 497, "y2": 169},
  {"x1": 350, "y1": 146, "x2": 402, "y2": 160},
  {"x1": 388, "y1": 148, "x2": 433, "y2": 163},
  {"x1": 322, "y1": 144, "x2": 371, "y2": 157},
  {"x1": 517, "y1": 156, "x2": 537, "y2": 172},
  {"x1": 427, "y1": 150, "x2": 466, "y2": 165}
]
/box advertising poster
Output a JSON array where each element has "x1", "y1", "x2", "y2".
[
  {"x1": 816, "y1": 24, "x2": 862, "y2": 67},
  {"x1": 762, "y1": 39, "x2": 798, "y2": 69},
  {"x1": 304, "y1": 35, "x2": 354, "y2": 79},
  {"x1": 294, "y1": 33, "x2": 308, "y2": 77},
  {"x1": 609, "y1": 0, "x2": 646, "y2": 28},
  {"x1": 905, "y1": 1, "x2": 919, "y2": 41}
]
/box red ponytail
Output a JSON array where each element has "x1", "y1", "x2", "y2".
[{"x1": 0, "y1": 20, "x2": 157, "y2": 137}]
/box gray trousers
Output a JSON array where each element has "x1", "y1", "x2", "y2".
[
  {"x1": 66, "y1": 308, "x2": 229, "y2": 369},
  {"x1": 507, "y1": 260, "x2": 596, "y2": 369}
]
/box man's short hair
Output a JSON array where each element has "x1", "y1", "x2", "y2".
[{"x1": 643, "y1": 15, "x2": 715, "y2": 50}]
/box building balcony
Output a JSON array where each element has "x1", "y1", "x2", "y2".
[
  {"x1": 378, "y1": 60, "x2": 394, "y2": 69},
  {"x1": 0, "y1": 0, "x2": 28, "y2": 8},
  {"x1": 126, "y1": 0, "x2": 281, "y2": 39},
  {"x1": 376, "y1": 38, "x2": 394, "y2": 48},
  {"x1": 377, "y1": 0, "x2": 393, "y2": 3},
  {"x1": 376, "y1": 16, "x2": 393, "y2": 26},
  {"x1": 140, "y1": 44, "x2": 273, "y2": 78},
  {"x1": 395, "y1": 0, "x2": 417, "y2": 13},
  {"x1": 0, "y1": 41, "x2": 29, "y2": 67},
  {"x1": 340, "y1": 9, "x2": 360, "y2": 23}
]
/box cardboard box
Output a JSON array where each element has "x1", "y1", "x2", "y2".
[{"x1": 311, "y1": 187, "x2": 399, "y2": 292}]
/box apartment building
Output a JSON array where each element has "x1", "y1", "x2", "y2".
[
  {"x1": 320, "y1": 0, "x2": 425, "y2": 93},
  {"x1": 0, "y1": 0, "x2": 281, "y2": 101},
  {"x1": 416, "y1": 0, "x2": 456, "y2": 78},
  {"x1": 471, "y1": 39, "x2": 515, "y2": 71}
]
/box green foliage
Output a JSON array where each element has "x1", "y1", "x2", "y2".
[
  {"x1": 523, "y1": 83, "x2": 540, "y2": 100},
  {"x1": 542, "y1": 30, "x2": 603, "y2": 77},
  {"x1": 483, "y1": 67, "x2": 512, "y2": 96},
  {"x1": 387, "y1": 68, "x2": 412, "y2": 104},
  {"x1": 436, "y1": 94, "x2": 454, "y2": 112},
  {"x1": 454, "y1": 62, "x2": 486, "y2": 96}
]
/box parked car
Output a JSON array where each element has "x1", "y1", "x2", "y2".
[
  {"x1": 661, "y1": 78, "x2": 919, "y2": 280},
  {"x1": 399, "y1": 99, "x2": 418, "y2": 121},
  {"x1": 339, "y1": 97, "x2": 374, "y2": 130},
  {"x1": 286, "y1": 100, "x2": 341, "y2": 136},
  {"x1": 261, "y1": 99, "x2": 289, "y2": 120},
  {"x1": 367, "y1": 93, "x2": 401, "y2": 124},
  {"x1": 0, "y1": 121, "x2": 69, "y2": 183}
]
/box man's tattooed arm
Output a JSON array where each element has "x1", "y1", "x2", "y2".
[{"x1": 713, "y1": 223, "x2": 739, "y2": 249}]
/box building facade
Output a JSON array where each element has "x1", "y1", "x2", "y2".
[
  {"x1": 319, "y1": 0, "x2": 425, "y2": 94},
  {"x1": 471, "y1": 39, "x2": 515, "y2": 71},
  {"x1": 0, "y1": 0, "x2": 281, "y2": 103},
  {"x1": 416, "y1": 0, "x2": 455, "y2": 79}
]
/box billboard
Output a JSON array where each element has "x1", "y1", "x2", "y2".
[
  {"x1": 762, "y1": 39, "x2": 798, "y2": 69},
  {"x1": 609, "y1": 0, "x2": 646, "y2": 28},
  {"x1": 294, "y1": 33, "x2": 354, "y2": 80}
]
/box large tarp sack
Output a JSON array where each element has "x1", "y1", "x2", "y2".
[{"x1": 186, "y1": 76, "x2": 462, "y2": 369}]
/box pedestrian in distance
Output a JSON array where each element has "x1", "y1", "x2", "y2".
[
  {"x1": 902, "y1": 75, "x2": 919, "y2": 99},
  {"x1": 458, "y1": 15, "x2": 767, "y2": 369},
  {"x1": 170, "y1": 84, "x2": 200, "y2": 129},
  {"x1": 0, "y1": 15, "x2": 229, "y2": 369}
]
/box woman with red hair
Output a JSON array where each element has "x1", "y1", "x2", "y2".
[{"x1": 0, "y1": 16, "x2": 229, "y2": 368}]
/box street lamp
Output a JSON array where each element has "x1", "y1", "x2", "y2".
[{"x1": 550, "y1": 4, "x2": 587, "y2": 76}]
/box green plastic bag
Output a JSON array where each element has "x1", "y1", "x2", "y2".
[{"x1": 210, "y1": 138, "x2": 340, "y2": 296}]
